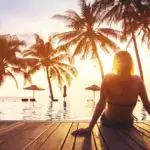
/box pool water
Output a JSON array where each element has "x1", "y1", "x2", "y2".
[{"x1": 0, "y1": 97, "x2": 149, "y2": 121}]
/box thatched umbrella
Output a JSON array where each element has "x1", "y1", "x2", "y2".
[
  {"x1": 23, "y1": 85, "x2": 45, "y2": 98},
  {"x1": 85, "y1": 84, "x2": 100, "y2": 99}
]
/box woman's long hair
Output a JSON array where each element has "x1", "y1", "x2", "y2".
[{"x1": 112, "y1": 51, "x2": 134, "y2": 77}]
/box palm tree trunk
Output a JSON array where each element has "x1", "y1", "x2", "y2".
[
  {"x1": 129, "y1": 18, "x2": 144, "y2": 82},
  {"x1": 97, "y1": 55, "x2": 104, "y2": 80},
  {"x1": 92, "y1": 40, "x2": 105, "y2": 80},
  {"x1": 46, "y1": 66, "x2": 54, "y2": 101}
]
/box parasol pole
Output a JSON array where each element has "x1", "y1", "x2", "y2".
[
  {"x1": 93, "y1": 91, "x2": 95, "y2": 100},
  {"x1": 33, "y1": 90, "x2": 35, "y2": 98}
]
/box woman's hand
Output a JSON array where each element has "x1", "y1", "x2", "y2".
[{"x1": 72, "y1": 127, "x2": 91, "y2": 136}]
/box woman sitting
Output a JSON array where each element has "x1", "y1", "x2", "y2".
[{"x1": 72, "y1": 51, "x2": 150, "y2": 135}]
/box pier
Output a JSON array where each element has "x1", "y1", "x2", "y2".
[{"x1": 0, "y1": 121, "x2": 149, "y2": 150}]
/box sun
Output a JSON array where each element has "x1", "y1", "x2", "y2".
[
  {"x1": 99, "y1": 52, "x2": 114, "y2": 74},
  {"x1": 74, "y1": 52, "x2": 113, "y2": 81}
]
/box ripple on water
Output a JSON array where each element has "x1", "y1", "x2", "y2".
[{"x1": 0, "y1": 99, "x2": 149, "y2": 120}]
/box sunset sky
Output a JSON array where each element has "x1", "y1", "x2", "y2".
[
  {"x1": 1, "y1": 0, "x2": 150, "y2": 99},
  {"x1": 0, "y1": 0, "x2": 77, "y2": 36}
]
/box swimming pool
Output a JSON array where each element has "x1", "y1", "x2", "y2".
[{"x1": 0, "y1": 97, "x2": 149, "y2": 121}]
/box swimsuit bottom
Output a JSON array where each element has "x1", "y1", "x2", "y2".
[{"x1": 100, "y1": 113, "x2": 133, "y2": 127}]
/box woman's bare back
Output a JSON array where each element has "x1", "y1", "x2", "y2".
[{"x1": 103, "y1": 73, "x2": 141, "y2": 121}]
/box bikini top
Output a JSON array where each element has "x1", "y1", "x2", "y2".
[{"x1": 107, "y1": 100, "x2": 136, "y2": 107}]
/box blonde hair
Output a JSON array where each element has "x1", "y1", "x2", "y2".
[{"x1": 112, "y1": 51, "x2": 134, "y2": 76}]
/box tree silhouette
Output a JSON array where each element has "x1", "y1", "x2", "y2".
[
  {"x1": 23, "y1": 34, "x2": 77, "y2": 101},
  {"x1": 0, "y1": 35, "x2": 31, "y2": 87},
  {"x1": 53, "y1": 0, "x2": 120, "y2": 80}
]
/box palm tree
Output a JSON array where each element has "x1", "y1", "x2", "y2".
[
  {"x1": 130, "y1": 2, "x2": 150, "y2": 49},
  {"x1": 95, "y1": 0, "x2": 149, "y2": 81},
  {"x1": 53, "y1": 0, "x2": 120, "y2": 80},
  {"x1": 0, "y1": 35, "x2": 31, "y2": 87},
  {"x1": 23, "y1": 34, "x2": 77, "y2": 101}
]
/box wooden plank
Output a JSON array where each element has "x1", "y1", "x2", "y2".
[
  {"x1": 92, "y1": 123, "x2": 107, "y2": 150},
  {"x1": 0, "y1": 122, "x2": 29, "y2": 149},
  {"x1": 74, "y1": 122, "x2": 96, "y2": 150},
  {"x1": 0, "y1": 122, "x2": 50, "y2": 150},
  {"x1": 135, "y1": 123, "x2": 150, "y2": 137},
  {"x1": 135, "y1": 122, "x2": 150, "y2": 132},
  {"x1": 0, "y1": 121, "x2": 149, "y2": 150},
  {"x1": 0, "y1": 122, "x2": 26, "y2": 140},
  {"x1": 143, "y1": 122, "x2": 150, "y2": 126},
  {"x1": 114, "y1": 128, "x2": 143, "y2": 150},
  {"x1": 99, "y1": 125, "x2": 131, "y2": 150},
  {"x1": 145, "y1": 121, "x2": 150, "y2": 124},
  {"x1": 0, "y1": 121, "x2": 16, "y2": 130},
  {"x1": 62, "y1": 122, "x2": 78, "y2": 150},
  {"x1": 134, "y1": 125, "x2": 150, "y2": 138},
  {"x1": 39, "y1": 122, "x2": 72, "y2": 150},
  {"x1": 123, "y1": 127, "x2": 150, "y2": 150},
  {"x1": 25, "y1": 122, "x2": 60, "y2": 150},
  {"x1": 0, "y1": 121, "x2": 25, "y2": 135}
]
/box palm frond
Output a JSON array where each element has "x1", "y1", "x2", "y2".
[
  {"x1": 100, "y1": 43, "x2": 111, "y2": 54},
  {"x1": 56, "y1": 66, "x2": 73, "y2": 80},
  {"x1": 34, "y1": 34, "x2": 44, "y2": 46},
  {"x1": 72, "y1": 37, "x2": 87, "y2": 58},
  {"x1": 53, "y1": 4, "x2": 88, "y2": 30},
  {"x1": 57, "y1": 32, "x2": 85, "y2": 51},
  {"x1": 96, "y1": 33, "x2": 119, "y2": 52},
  {"x1": 22, "y1": 50, "x2": 34, "y2": 57},
  {"x1": 91, "y1": 39, "x2": 98, "y2": 60},
  {"x1": 54, "y1": 31, "x2": 81, "y2": 43},
  {"x1": 8, "y1": 38, "x2": 25, "y2": 47},
  {"x1": 52, "y1": 14, "x2": 78, "y2": 25},
  {"x1": 141, "y1": 31, "x2": 147, "y2": 43},
  {"x1": 23, "y1": 49, "x2": 42, "y2": 59},
  {"x1": 22, "y1": 58, "x2": 39, "y2": 67},
  {"x1": 28, "y1": 64, "x2": 42, "y2": 74},
  {"x1": 66, "y1": 10, "x2": 81, "y2": 20},
  {"x1": 23, "y1": 72, "x2": 32, "y2": 86},
  {"x1": 54, "y1": 62, "x2": 78, "y2": 77},
  {"x1": 98, "y1": 28, "x2": 122, "y2": 39},
  {"x1": 63, "y1": 73, "x2": 73, "y2": 86},
  {"x1": 48, "y1": 54, "x2": 68, "y2": 64},
  {"x1": 101, "y1": 4, "x2": 120, "y2": 24},
  {"x1": 79, "y1": 0, "x2": 87, "y2": 16},
  {"x1": 5, "y1": 70, "x2": 18, "y2": 88},
  {"x1": 126, "y1": 37, "x2": 133, "y2": 50},
  {"x1": 48, "y1": 49, "x2": 66, "y2": 60},
  {"x1": 11, "y1": 67, "x2": 22, "y2": 74},
  {"x1": 49, "y1": 67, "x2": 57, "y2": 79},
  {"x1": 51, "y1": 66, "x2": 64, "y2": 89},
  {"x1": 0, "y1": 75, "x2": 5, "y2": 86},
  {"x1": 93, "y1": 0, "x2": 115, "y2": 12},
  {"x1": 80, "y1": 40, "x2": 91, "y2": 60}
]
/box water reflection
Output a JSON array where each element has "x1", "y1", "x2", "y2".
[
  {"x1": 46, "y1": 101, "x2": 62, "y2": 120},
  {"x1": 22, "y1": 102, "x2": 36, "y2": 120},
  {"x1": 141, "y1": 107, "x2": 147, "y2": 121},
  {"x1": 46, "y1": 102, "x2": 53, "y2": 120},
  {"x1": 0, "y1": 98, "x2": 149, "y2": 120},
  {"x1": 0, "y1": 111, "x2": 4, "y2": 120}
]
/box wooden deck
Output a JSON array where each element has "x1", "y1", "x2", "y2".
[{"x1": 0, "y1": 121, "x2": 149, "y2": 150}]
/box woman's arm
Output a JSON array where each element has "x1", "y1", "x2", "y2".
[
  {"x1": 88, "y1": 84, "x2": 107, "y2": 131},
  {"x1": 139, "y1": 78, "x2": 150, "y2": 114},
  {"x1": 88, "y1": 75, "x2": 109, "y2": 130},
  {"x1": 72, "y1": 77, "x2": 108, "y2": 135}
]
